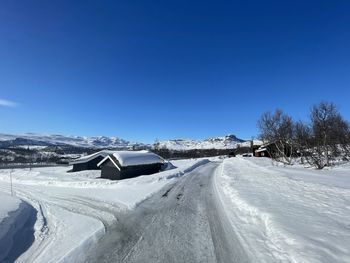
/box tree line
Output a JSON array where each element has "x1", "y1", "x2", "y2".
[
  {"x1": 258, "y1": 101, "x2": 350, "y2": 169},
  {"x1": 152, "y1": 148, "x2": 241, "y2": 159}
]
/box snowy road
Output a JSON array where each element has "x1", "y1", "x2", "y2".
[{"x1": 85, "y1": 161, "x2": 249, "y2": 263}]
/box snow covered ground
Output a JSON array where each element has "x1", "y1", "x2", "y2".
[
  {"x1": 2, "y1": 156, "x2": 349, "y2": 262},
  {"x1": 215, "y1": 157, "x2": 350, "y2": 263},
  {"x1": 0, "y1": 158, "x2": 208, "y2": 262},
  {"x1": 0, "y1": 192, "x2": 36, "y2": 262}
]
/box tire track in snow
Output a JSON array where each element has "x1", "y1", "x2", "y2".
[{"x1": 85, "y1": 161, "x2": 249, "y2": 263}]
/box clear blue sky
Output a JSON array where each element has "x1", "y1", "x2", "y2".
[{"x1": 1, "y1": 0, "x2": 350, "y2": 143}]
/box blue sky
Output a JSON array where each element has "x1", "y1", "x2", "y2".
[{"x1": 1, "y1": 0, "x2": 350, "y2": 143}]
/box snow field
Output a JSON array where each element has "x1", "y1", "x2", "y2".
[{"x1": 215, "y1": 157, "x2": 350, "y2": 263}]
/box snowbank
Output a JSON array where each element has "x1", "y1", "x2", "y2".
[
  {"x1": 21, "y1": 207, "x2": 105, "y2": 263},
  {"x1": 215, "y1": 157, "x2": 350, "y2": 263},
  {"x1": 0, "y1": 193, "x2": 36, "y2": 262}
]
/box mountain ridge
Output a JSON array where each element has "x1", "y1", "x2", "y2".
[
  {"x1": 0, "y1": 133, "x2": 260, "y2": 150},
  {"x1": 154, "y1": 134, "x2": 253, "y2": 150},
  {"x1": 0, "y1": 133, "x2": 144, "y2": 149}
]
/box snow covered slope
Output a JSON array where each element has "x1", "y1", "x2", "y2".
[
  {"x1": 0, "y1": 133, "x2": 147, "y2": 149},
  {"x1": 155, "y1": 134, "x2": 260, "y2": 150},
  {"x1": 215, "y1": 157, "x2": 350, "y2": 263}
]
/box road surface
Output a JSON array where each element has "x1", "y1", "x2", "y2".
[{"x1": 85, "y1": 161, "x2": 249, "y2": 263}]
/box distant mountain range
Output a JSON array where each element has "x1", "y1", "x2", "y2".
[
  {"x1": 0, "y1": 133, "x2": 262, "y2": 150},
  {"x1": 155, "y1": 134, "x2": 262, "y2": 150},
  {"x1": 0, "y1": 133, "x2": 146, "y2": 149}
]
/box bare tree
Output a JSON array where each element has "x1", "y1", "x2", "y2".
[
  {"x1": 331, "y1": 115, "x2": 350, "y2": 160},
  {"x1": 341, "y1": 124, "x2": 350, "y2": 159},
  {"x1": 293, "y1": 121, "x2": 311, "y2": 165},
  {"x1": 309, "y1": 102, "x2": 348, "y2": 167},
  {"x1": 258, "y1": 102, "x2": 350, "y2": 169},
  {"x1": 257, "y1": 109, "x2": 294, "y2": 164}
]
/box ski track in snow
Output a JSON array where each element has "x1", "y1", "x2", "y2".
[{"x1": 0, "y1": 182, "x2": 108, "y2": 263}]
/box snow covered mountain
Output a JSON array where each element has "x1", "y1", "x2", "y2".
[
  {"x1": 0, "y1": 133, "x2": 262, "y2": 151},
  {"x1": 154, "y1": 134, "x2": 258, "y2": 150},
  {"x1": 0, "y1": 133, "x2": 147, "y2": 149}
]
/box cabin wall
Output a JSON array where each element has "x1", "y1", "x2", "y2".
[
  {"x1": 120, "y1": 163, "x2": 162, "y2": 179},
  {"x1": 101, "y1": 165, "x2": 121, "y2": 180},
  {"x1": 255, "y1": 151, "x2": 270, "y2": 157},
  {"x1": 100, "y1": 162, "x2": 162, "y2": 180},
  {"x1": 72, "y1": 156, "x2": 104, "y2": 172}
]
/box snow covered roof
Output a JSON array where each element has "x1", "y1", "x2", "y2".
[
  {"x1": 97, "y1": 150, "x2": 164, "y2": 168},
  {"x1": 69, "y1": 150, "x2": 116, "y2": 165},
  {"x1": 255, "y1": 147, "x2": 267, "y2": 153}
]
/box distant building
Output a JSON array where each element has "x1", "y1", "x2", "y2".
[
  {"x1": 69, "y1": 150, "x2": 114, "y2": 172},
  {"x1": 228, "y1": 151, "x2": 236, "y2": 157},
  {"x1": 254, "y1": 142, "x2": 292, "y2": 158},
  {"x1": 97, "y1": 150, "x2": 165, "y2": 180},
  {"x1": 254, "y1": 146, "x2": 271, "y2": 157}
]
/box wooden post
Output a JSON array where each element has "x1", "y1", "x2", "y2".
[{"x1": 10, "y1": 169, "x2": 13, "y2": 196}]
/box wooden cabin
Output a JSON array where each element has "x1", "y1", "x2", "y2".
[
  {"x1": 254, "y1": 141, "x2": 292, "y2": 158},
  {"x1": 97, "y1": 150, "x2": 164, "y2": 180},
  {"x1": 255, "y1": 147, "x2": 271, "y2": 157}
]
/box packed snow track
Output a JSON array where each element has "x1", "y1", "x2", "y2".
[{"x1": 85, "y1": 161, "x2": 249, "y2": 263}]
